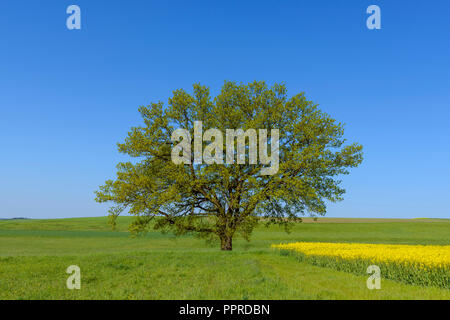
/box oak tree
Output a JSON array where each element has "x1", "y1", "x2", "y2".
[{"x1": 95, "y1": 81, "x2": 363, "y2": 250}]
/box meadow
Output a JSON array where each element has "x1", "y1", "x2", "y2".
[{"x1": 0, "y1": 217, "x2": 449, "y2": 300}]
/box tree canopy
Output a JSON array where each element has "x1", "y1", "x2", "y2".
[{"x1": 95, "y1": 81, "x2": 363, "y2": 250}]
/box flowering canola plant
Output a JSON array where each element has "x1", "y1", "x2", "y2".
[{"x1": 271, "y1": 242, "x2": 450, "y2": 288}]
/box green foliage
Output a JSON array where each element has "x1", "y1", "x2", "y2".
[{"x1": 95, "y1": 81, "x2": 363, "y2": 249}]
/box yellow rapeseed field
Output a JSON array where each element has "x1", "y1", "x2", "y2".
[{"x1": 272, "y1": 242, "x2": 450, "y2": 288}]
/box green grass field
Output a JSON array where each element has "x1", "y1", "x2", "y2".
[{"x1": 0, "y1": 217, "x2": 449, "y2": 300}]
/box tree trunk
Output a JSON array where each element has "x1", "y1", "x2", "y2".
[{"x1": 220, "y1": 235, "x2": 232, "y2": 251}]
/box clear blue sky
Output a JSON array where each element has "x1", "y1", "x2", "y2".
[{"x1": 1, "y1": 0, "x2": 449, "y2": 219}]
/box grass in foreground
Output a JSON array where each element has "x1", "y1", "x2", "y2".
[
  {"x1": 0, "y1": 217, "x2": 449, "y2": 299},
  {"x1": 1, "y1": 251, "x2": 449, "y2": 300}
]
